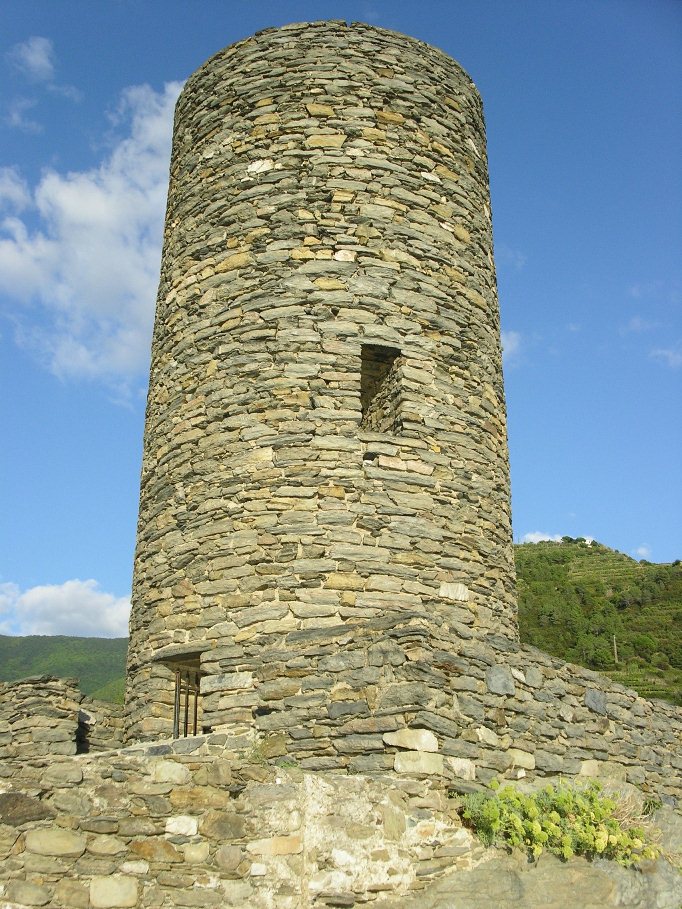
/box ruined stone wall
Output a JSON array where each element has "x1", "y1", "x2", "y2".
[
  {"x1": 1, "y1": 669, "x2": 680, "y2": 908},
  {"x1": 0, "y1": 677, "x2": 124, "y2": 765},
  {"x1": 0, "y1": 742, "x2": 474, "y2": 909},
  {"x1": 1, "y1": 736, "x2": 680, "y2": 909},
  {"x1": 0, "y1": 677, "x2": 81, "y2": 761},
  {"x1": 126, "y1": 20, "x2": 516, "y2": 741},
  {"x1": 78, "y1": 698, "x2": 125, "y2": 753}
]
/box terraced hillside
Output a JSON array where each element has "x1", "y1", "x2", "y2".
[
  {"x1": 516, "y1": 538, "x2": 682, "y2": 705},
  {"x1": 1, "y1": 540, "x2": 680, "y2": 705}
]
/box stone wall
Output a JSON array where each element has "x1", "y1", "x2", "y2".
[
  {"x1": 0, "y1": 677, "x2": 123, "y2": 765},
  {"x1": 0, "y1": 677, "x2": 81, "y2": 761},
  {"x1": 196, "y1": 612, "x2": 682, "y2": 800},
  {"x1": 126, "y1": 19, "x2": 516, "y2": 741},
  {"x1": 1, "y1": 736, "x2": 679, "y2": 909},
  {"x1": 78, "y1": 698, "x2": 124, "y2": 754}
]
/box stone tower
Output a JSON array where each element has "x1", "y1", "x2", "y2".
[{"x1": 124, "y1": 21, "x2": 516, "y2": 745}]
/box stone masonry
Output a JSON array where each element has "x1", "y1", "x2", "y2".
[
  {"x1": 0, "y1": 677, "x2": 123, "y2": 762},
  {"x1": 125, "y1": 19, "x2": 516, "y2": 743},
  {"x1": 0, "y1": 712, "x2": 680, "y2": 908}
]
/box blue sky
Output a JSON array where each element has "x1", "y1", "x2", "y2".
[{"x1": 0, "y1": 0, "x2": 680, "y2": 636}]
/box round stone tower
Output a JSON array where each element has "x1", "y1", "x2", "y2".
[{"x1": 124, "y1": 21, "x2": 516, "y2": 744}]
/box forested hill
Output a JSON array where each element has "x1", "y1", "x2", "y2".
[
  {"x1": 1, "y1": 539, "x2": 680, "y2": 705},
  {"x1": 516, "y1": 538, "x2": 682, "y2": 704},
  {"x1": 0, "y1": 635, "x2": 127, "y2": 703}
]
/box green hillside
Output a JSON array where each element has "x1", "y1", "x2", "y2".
[
  {"x1": 1, "y1": 539, "x2": 680, "y2": 706},
  {"x1": 516, "y1": 538, "x2": 682, "y2": 705},
  {"x1": 0, "y1": 635, "x2": 128, "y2": 702}
]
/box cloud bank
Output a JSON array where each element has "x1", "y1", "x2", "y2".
[
  {"x1": 0, "y1": 579, "x2": 130, "y2": 637},
  {"x1": 0, "y1": 80, "x2": 182, "y2": 393}
]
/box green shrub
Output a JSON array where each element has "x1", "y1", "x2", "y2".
[{"x1": 460, "y1": 780, "x2": 660, "y2": 866}]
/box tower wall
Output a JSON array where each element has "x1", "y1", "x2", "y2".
[{"x1": 125, "y1": 21, "x2": 516, "y2": 741}]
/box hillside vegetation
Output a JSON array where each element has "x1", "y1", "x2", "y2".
[
  {"x1": 516, "y1": 538, "x2": 682, "y2": 705},
  {"x1": 1, "y1": 540, "x2": 680, "y2": 705},
  {"x1": 0, "y1": 635, "x2": 128, "y2": 701}
]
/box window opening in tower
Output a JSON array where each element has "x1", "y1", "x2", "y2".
[{"x1": 360, "y1": 344, "x2": 403, "y2": 433}]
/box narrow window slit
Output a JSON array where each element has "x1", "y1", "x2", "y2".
[{"x1": 360, "y1": 344, "x2": 402, "y2": 434}]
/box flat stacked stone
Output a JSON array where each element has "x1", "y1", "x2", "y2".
[
  {"x1": 0, "y1": 676, "x2": 81, "y2": 761},
  {"x1": 0, "y1": 735, "x2": 680, "y2": 908},
  {"x1": 78, "y1": 698, "x2": 125, "y2": 752},
  {"x1": 125, "y1": 20, "x2": 516, "y2": 741}
]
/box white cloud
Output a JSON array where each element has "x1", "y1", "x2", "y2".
[
  {"x1": 650, "y1": 344, "x2": 682, "y2": 369},
  {"x1": 6, "y1": 36, "x2": 55, "y2": 82},
  {"x1": 0, "y1": 579, "x2": 130, "y2": 637},
  {"x1": 0, "y1": 167, "x2": 30, "y2": 211},
  {"x1": 5, "y1": 97, "x2": 42, "y2": 133},
  {"x1": 635, "y1": 545, "x2": 652, "y2": 559},
  {"x1": 501, "y1": 330, "x2": 521, "y2": 363},
  {"x1": 521, "y1": 532, "x2": 563, "y2": 544},
  {"x1": 0, "y1": 80, "x2": 182, "y2": 393}
]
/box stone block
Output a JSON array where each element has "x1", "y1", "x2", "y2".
[
  {"x1": 90, "y1": 875, "x2": 138, "y2": 909},
  {"x1": 485, "y1": 665, "x2": 516, "y2": 696},
  {"x1": 54, "y1": 879, "x2": 89, "y2": 909},
  {"x1": 304, "y1": 133, "x2": 347, "y2": 148},
  {"x1": 216, "y1": 844, "x2": 243, "y2": 871},
  {"x1": 24, "y1": 827, "x2": 86, "y2": 857},
  {"x1": 507, "y1": 748, "x2": 535, "y2": 770},
  {"x1": 131, "y1": 837, "x2": 183, "y2": 863},
  {"x1": 247, "y1": 834, "x2": 303, "y2": 856},
  {"x1": 165, "y1": 815, "x2": 198, "y2": 836},
  {"x1": 535, "y1": 750, "x2": 565, "y2": 772},
  {"x1": 41, "y1": 762, "x2": 83, "y2": 786},
  {"x1": 447, "y1": 757, "x2": 476, "y2": 780},
  {"x1": 199, "y1": 809, "x2": 245, "y2": 840},
  {"x1": 383, "y1": 729, "x2": 439, "y2": 752},
  {"x1": 0, "y1": 792, "x2": 55, "y2": 826},
  {"x1": 584, "y1": 688, "x2": 607, "y2": 715},
  {"x1": 475, "y1": 726, "x2": 500, "y2": 746},
  {"x1": 394, "y1": 752, "x2": 444, "y2": 775},
  {"x1": 184, "y1": 841, "x2": 210, "y2": 863},
  {"x1": 525, "y1": 666, "x2": 544, "y2": 689},
  {"x1": 6, "y1": 881, "x2": 51, "y2": 906},
  {"x1": 151, "y1": 759, "x2": 191, "y2": 784},
  {"x1": 439, "y1": 582, "x2": 470, "y2": 601},
  {"x1": 87, "y1": 834, "x2": 127, "y2": 856}
]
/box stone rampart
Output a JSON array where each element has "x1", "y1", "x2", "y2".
[
  {"x1": 195, "y1": 613, "x2": 682, "y2": 799},
  {"x1": 0, "y1": 677, "x2": 81, "y2": 762},
  {"x1": 1, "y1": 735, "x2": 680, "y2": 909},
  {"x1": 2, "y1": 19, "x2": 679, "y2": 909},
  {"x1": 0, "y1": 677, "x2": 124, "y2": 766}
]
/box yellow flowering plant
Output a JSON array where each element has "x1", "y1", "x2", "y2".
[{"x1": 460, "y1": 780, "x2": 660, "y2": 866}]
